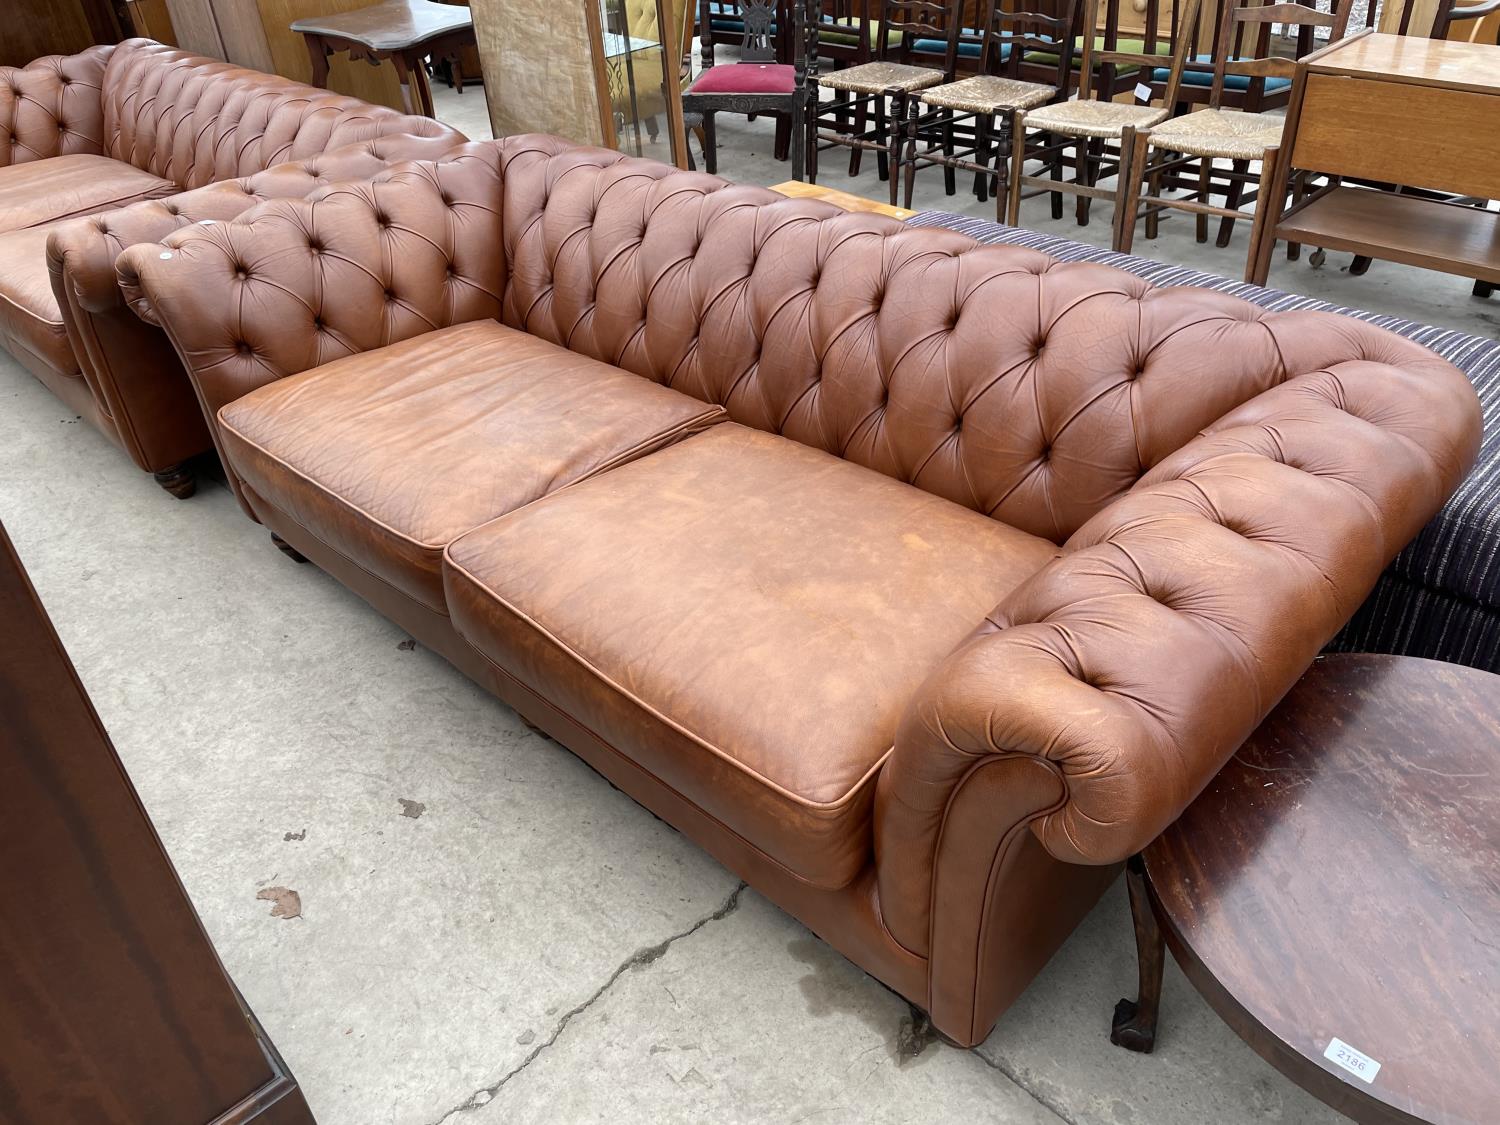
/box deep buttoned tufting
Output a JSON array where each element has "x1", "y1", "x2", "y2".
[
  {"x1": 119, "y1": 136, "x2": 1483, "y2": 1047},
  {"x1": 0, "y1": 46, "x2": 110, "y2": 171},
  {"x1": 0, "y1": 38, "x2": 465, "y2": 484},
  {"x1": 96, "y1": 40, "x2": 453, "y2": 191},
  {"x1": 122, "y1": 135, "x2": 1480, "y2": 544}
]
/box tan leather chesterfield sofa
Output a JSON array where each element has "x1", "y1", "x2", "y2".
[
  {"x1": 119, "y1": 135, "x2": 1482, "y2": 1046},
  {"x1": 0, "y1": 38, "x2": 462, "y2": 496}
]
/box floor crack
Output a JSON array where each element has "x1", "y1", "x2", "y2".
[
  {"x1": 424, "y1": 882, "x2": 747, "y2": 1124},
  {"x1": 972, "y1": 1047, "x2": 1078, "y2": 1125}
]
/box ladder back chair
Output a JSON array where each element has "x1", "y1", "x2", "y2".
[
  {"x1": 897, "y1": 0, "x2": 1082, "y2": 214},
  {"x1": 809, "y1": 0, "x2": 962, "y2": 202},
  {"x1": 1142, "y1": 0, "x2": 1304, "y2": 112},
  {"x1": 1008, "y1": 0, "x2": 1203, "y2": 235},
  {"x1": 1089, "y1": 0, "x2": 1179, "y2": 100},
  {"x1": 812, "y1": 0, "x2": 877, "y2": 66},
  {"x1": 1117, "y1": 0, "x2": 1353, "y2": 282}
]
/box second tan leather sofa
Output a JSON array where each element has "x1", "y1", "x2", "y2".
[
  {"x1": 119, "y1": 135, "x2": 1483, "y2": 1046},
  {"x1": 0, "y1": 38, "x2": 464, "y2": 496}
]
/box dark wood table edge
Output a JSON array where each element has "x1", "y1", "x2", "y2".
[
  {"x1": 1111, "y1": 851, "x2": 1437, "y2": 1125},
  {"x1": 211, "y1": 994, "x2": 314, "y2": 1124},
  {"x1": 288, "y1": 18, "x2": 473, "y2": 54},
  {"x1": 1104, "y1": 653, "x2": 1500, "y2": 1125},
  {"x1": 297, "y1": 23, "x2": 476, "y2": 117}
]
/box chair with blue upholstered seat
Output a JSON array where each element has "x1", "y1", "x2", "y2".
[{"x1": 1117, "y1": 0, "x2": 1354, "y2": 281}]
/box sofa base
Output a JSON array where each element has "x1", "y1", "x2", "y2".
[{"x1": 248, "y1": 487, "x2": 1118, "y2": 1048}]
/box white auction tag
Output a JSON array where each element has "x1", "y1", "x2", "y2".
[
  {"x1": 1324, "y1": 1038, "x2": 1381, "y2": 1084},
  {"x1": 1134, "y1": 82, "x2": 1153, "y2": 102}
]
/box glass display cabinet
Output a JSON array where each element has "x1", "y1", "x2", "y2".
[{"x1": 588, "y1": 0, "x2": 690, "y2": 165}]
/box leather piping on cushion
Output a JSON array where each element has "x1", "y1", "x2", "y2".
[
  {"x1": 220, "y1": 406, "x2": 725, "y2": 615},
  {"x1": 0, "y1": 226, "x2": 80, "y2": 384},
  {"x1": 249, "y1": 491, "x2": 930, "y2": 1006},
  {"x1": 465, "y1": 643, "x2": 931, "y2": 1005},
  {"x1": 443, "y1": 545, "x2": 893, "y2": 870},
  {"x1": 244, "y1": 480, "x2": 462, "y2": 622},
  {"x1": 476, "y1": 636, "x2": 888, "y2": 893},
  {"x1": 0, "y1": 289, "x2": 72, "y2": 377}
]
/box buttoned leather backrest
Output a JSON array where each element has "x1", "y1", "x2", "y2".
[
  {"x1": 99, "y1": 39, "x2": 455, "y2": 189},
  {"x1": 0, "y1": 45, "x2": 112, "y2": 168},
  {"x1": 497, "y1": 141, "x2": 1363, "y2": 543},
  {"x1": 126, "y1": 136, "x2": 1471, "y2": 545},
  {"x1": 119, "y1": 141, "x2": 508, "y2": 424}
]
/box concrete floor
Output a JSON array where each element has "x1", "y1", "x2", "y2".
[{"x1": 3, "y1": 83, "x2": 1485, "y2": 1125}]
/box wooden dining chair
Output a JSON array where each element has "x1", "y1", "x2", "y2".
[
  {"x1": 1376, "y1": 0, "x2": 1500, "y2": 39},
  {"x1": 1116, "y1": 0, "x2": 1353, "y2": 282},
  {"x1": 896, "y1": 0, "x2": 1081, "y2": 214},
  {"x1": 812, "y1": 0, "x2": 877, "y2": 66},
  {"x1": 809, "y1": 0, "x2": 963, "y2": 202},
  {"x1": 683, "y1": 0, "x2": 801, "y2": 172},
  {"x1": 1142, "y1": 0, "x2": 1302, "y2": 113},
  {"x1": 1007, "y1": 0, "x2": 1202, "y2": 235}
]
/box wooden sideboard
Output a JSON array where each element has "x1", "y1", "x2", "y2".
[
  {"x1": 0, "y1": 523, "x2": 314, "y2": 1125},
  {"x1": 1260, "y1": 33, "x2": 1500, "y2": 287}
]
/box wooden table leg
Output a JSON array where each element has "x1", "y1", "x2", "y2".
[
  {"x1": 392, "y1": 49, "x2": 437, "y2": 118},
  {"x1": 303, "y1": 33, "x2": 332, "y2": 89},
  {"x1": 1111, "y1": 853, "x2": 1165, "y2": 1053}
]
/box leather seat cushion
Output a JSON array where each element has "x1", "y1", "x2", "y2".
[
  {"x1": 219, "y1": 320, "x2": 727, "y2": 613},
  {"x1": 0, "y1": 224, "x2": 77, "y2": 379},
  {"x1": 0, "y1": 154, "x2": 177, "y2": 234},
  {"x1": 444, "y1": 423, "x2": 1057, "y2": 887}
]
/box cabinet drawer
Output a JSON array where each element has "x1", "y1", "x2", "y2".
[{"x1": 1293, "y1": 72, "x2": 1500, "y2": 199}]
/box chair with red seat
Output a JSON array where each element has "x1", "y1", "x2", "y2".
[{"x1": 683, "y1": 0, "x2": 810, "y2": 174}]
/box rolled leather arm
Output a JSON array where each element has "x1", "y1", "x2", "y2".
[
  {"x1": 0, "y1": 46, "x2": 110, "y2": 167},
  {"x1": 48, "y1": 132, "x2": 470, "y2": 313},
  {"x1": 877, "y1": 326, "x2": 1481, "y2": 922}
]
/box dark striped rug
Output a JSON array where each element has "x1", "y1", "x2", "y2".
[{"x1": 909, "y1": 211, "x2": 1500, "y2": 672}]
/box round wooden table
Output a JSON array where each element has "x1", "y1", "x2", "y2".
[{"x1": 1110, "y1": 654, "x2": 1500, "y2": 1125}]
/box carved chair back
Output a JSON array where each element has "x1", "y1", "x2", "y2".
[{"x1": 699, "y1": 0, "x2": 793, "y2": 65}]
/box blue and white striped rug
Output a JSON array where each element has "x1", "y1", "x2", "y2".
[{"x1": 910, "y1": 211, "x2": 1500, "y2": 671}]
